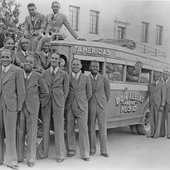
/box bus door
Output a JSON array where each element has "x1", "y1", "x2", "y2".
[{"x1": 105, "y1": 58, "x2": 126, "y2": 128}]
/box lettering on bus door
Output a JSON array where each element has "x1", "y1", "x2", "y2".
[{"x1": 115, "y1": 91, "x2": 144, "y2": 114}]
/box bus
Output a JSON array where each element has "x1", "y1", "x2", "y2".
[{"x1": 49, "y1": 38, "x2": 168, "y2": 135}]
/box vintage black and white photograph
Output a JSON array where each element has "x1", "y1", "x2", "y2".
[{"x1": 0, "y1": 0, "x2": 170, "y2": 170}]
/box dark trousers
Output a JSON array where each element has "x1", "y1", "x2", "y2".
[
  {"x1": 17, "y1": 104, "x2": 38, "y2": 162},
  {"x1": 41, "y1": 97, "x2": 66, "y2": 159}
]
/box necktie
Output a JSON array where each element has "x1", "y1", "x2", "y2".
[
  {"x1": 51, "y1": 69, "x2": 55, "y2": 77},
  {"x1": 74, "y1": 73, "x2": 78, "y2": 81},
  {"x1": 1, "y1": 68, "x2": 6, "y2": 81},
  {"x1": 25, "y1": 75, "x2": 29, "y2": 86}
]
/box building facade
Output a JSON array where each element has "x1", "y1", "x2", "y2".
[{"x1": 18, "y1": 0, "x2": 170, "y2": 61}]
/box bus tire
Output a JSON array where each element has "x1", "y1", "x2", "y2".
[
  {"x1": 129, "y1": 125, "x2": 138, "y2": 134},
  {"x1": 136, "y1": 109, "x2": 151, "y2": 135}
]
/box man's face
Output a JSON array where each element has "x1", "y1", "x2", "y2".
[
  {"x1": 90, "y1": 62, "x2": 99, "y2": 75},
  {"x1": 162, "y1": 72, "x2": 169, "y2": 81},
  {"x1": 21, "y1": 39, "x2": 29, "y2": 51},
  {"x1": 24, "y1": 56, "x2": 34, "y2": 72},
  {"x1": 4, "y1": 39, "x2": 14, "y2": 50},
  {"x1": 50, "y1": 53, "x2": 60, "y2": 67},
  {"x1": 1, "y1": 51, "x2": 12, "y2": 67},
  {"x1": 43, "y1": 42, "x2": 51, "y2": 53},
  {"x1": 71, "y1": 59, "x2": 82, "y2": 73},
  {"x1": 52, "y1": 2, "x2": 60, "y2": 14},
  {"x1": 153, "y1": 72, "x2": 160, "y2": 82},
  {"x1": 28, "y1": 6, "x2": 36, "y2": 16}
]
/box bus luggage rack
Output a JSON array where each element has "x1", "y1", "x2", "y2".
[{"x1": 134, "y1": 41, "x2": 166, "y2": 58}]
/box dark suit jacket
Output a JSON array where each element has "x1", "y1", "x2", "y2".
[
  {"x1": 20, "y1": 70, "x2": 49, "y2": 114},
  {"x1": 43, "y1": 68, "x2": 69, "y2": 107},
  {"x1": 164, "y1": 79, "x2": 170, "y2": 105},
  {"x1": 89, "y1": 74, "x2": 110, "y2": 109},
  {"x1": 35, "y1": 51, "x2": 51, "y2": 70},
  {"x1": 24, "y1": 12, "x2": 45, "y2": 35},
  {"x1": 149, "y1": 81, "x2": 166, "y2": 107},
  {"x1": 66, "y1": 73, "x2": 92, "y2": 113},
  {"x1": 0, "y1": 65, "x2": 25, "y2": 112},
  {"x1": 42, "y1": 13, "x2": 78, "y2": 39}
]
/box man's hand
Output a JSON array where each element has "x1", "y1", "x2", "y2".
[{"x1": 159, "y1": 106, "x2": 164, "y2": 112}]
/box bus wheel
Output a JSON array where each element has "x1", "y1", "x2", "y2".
[
  {"x1": 129, "y1": 125, "x2": 138, "y2": 134},
  {"x1": 136, "y1": 109, "x2": 151, "y2": 135}
]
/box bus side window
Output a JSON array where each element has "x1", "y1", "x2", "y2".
[
  {"x1": 140, "y1": 68, "x2": 151, "y2": 84},
  {"x1": 126, "y1": 65, "x2": 139, "y2": 83},
  {"x1": 105, "y1": 63, "x2": 124, "y2": 81}
]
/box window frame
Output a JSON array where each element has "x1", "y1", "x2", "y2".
[
  {"x1": 89, "y1": 10, "x2": 99, "y2": 34},
  {"x1": 141, "y1": 22, "x2": 149, "y2": 43}
]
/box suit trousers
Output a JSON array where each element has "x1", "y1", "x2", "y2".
[
  {"x1": 0, "y1": 96, "x2": 18, "y2": 166},
  {"x1": 164, "y1": 104, "x2": 170, "y2": 137},
  {"x1": 66, "y1": 99, "x2": 89, "y2": 158},
  {"x1": 17, "y1": 104, "x2": 38, "y2": 162},
  {"x1": 41, "y1": 97, "x2": 66, "y2": 159},
  {"x1": 88, "y1": 98, "x2": 107, "y2": 154},
  {"x1": 150, "y1": 103, "x2": 162, "y2": 137}
]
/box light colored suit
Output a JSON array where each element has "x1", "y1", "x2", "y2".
[
  {"x1": 17, "y1": 70, "x2": 49, "y2": 162},
  {"x1": 66, "y1": 73, "x2": 92, "y2": 158},
  {"x1": 148, "y1": 81, "x2": 166, "y2": 137},
  {"x1": 24, "y1": 12, "x2": 45, "y2": 51},
  {"x1": 0, "y1": 65, "x2": 25, "y2": 166},
  {"x1": 88, "y1": 74, "x2": 110, "y2": 154},
  {"x1": 24, "y1": 12, "x2": 45, "y2": 35},
  {"x1": 41, "y1": 68, "x2": 69, "y2": 159},
  {"x1": 42, "y1": 13, "x2": 78, "y2": 39}
]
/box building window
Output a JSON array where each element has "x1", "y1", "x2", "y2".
[
  {"x1": 156, "y1": 25, "x2": 163, "y2": 45},
  {"x1": 69, "y1": 5, "x2": 80, "y2": 31},
  {"x1": 117, "y1": 26, "x2": 126, "y2": 40},
  {"x1": 141, "y1": 22, "x2": 149, "y2": 43},
  {"x1": 89, "y1": 10, "x2": 99, "y2": 34}
]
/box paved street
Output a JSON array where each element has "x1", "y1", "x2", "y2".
[{"x1": 1, "y1": 126, "x2": 170, "y2": 170}]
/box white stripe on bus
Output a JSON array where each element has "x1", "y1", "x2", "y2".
[{"x1": 109, "y1": 82, "x2": 148, "y2": 91}]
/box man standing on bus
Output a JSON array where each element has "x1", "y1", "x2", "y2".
[
  {"x1": 88, "y1": 60, "x2": 110, "y2": 157},
  {"x1": 162, "y1": 70, "x2": 170, "y2": 138},
  {"x1": 148, "y1": 71, "x2": 166, "y2": 138}
]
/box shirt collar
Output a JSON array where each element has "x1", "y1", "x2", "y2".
[
  {"x1": 22, "y1": 50, "x2": 28, "y2": 56},
  {"x1": 72, "y1": 71, "x2": 81, "y2": 79},
  {"x1": 44, "y1": 52, "x2": 48, "y2": 56},
  {"x1": 24, "y1": 71, "x2": 32, "y2": 79},
  {"x1": 91, "y1": 73, "x2": 98, "y2": 80},
  {"x1": 2, "y1": 64, "x2": 11, "y2": 73},
  {"x1": 165, "y1": 77, "x2": 169, "y2": 84},
  {"x1": 53, "y1": 12, "x2": 59, "y2": 18},
  {"x1": 50, "y1": 66, "x2": 59, "y2": 74}
]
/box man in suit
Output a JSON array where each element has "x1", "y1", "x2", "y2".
[
  {"x1": 35, "y1": 38, "x2": 51, "y2": 71},
  {"x1": 0, "y1": 49, "x2": 25, "y2": 170},
  {"x1": 16, "y1": 55, "x2": 49, "y2": 167},
  {"x1": 162, "y1": 70, "x2": 170, "y2": 138},
  {"x1": 88, "y1": 60, "x2": 110, "y2": 157},
  {"x1": 24, "y1": 3, "x2": 45, "y2": 51},
  {"x1": 39, "y1": 53, "x2": 69, "y2": 162},
  {"x1": 148, "y1": 71, "x2": 166, "y2": 138},
  {"x1": 42, "y1": 1, "x2": 78, "y2": 40},
  {"x1": 66, "y1": 58, "x2": 92, "y2": 161}
]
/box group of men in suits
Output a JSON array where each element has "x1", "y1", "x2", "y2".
[
  {"x1": 0, "y1": 45, "x2": 111, "y2": 170},
  {"x1": 148, "y1": 70, "x2": 170, "y2": 139}
]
